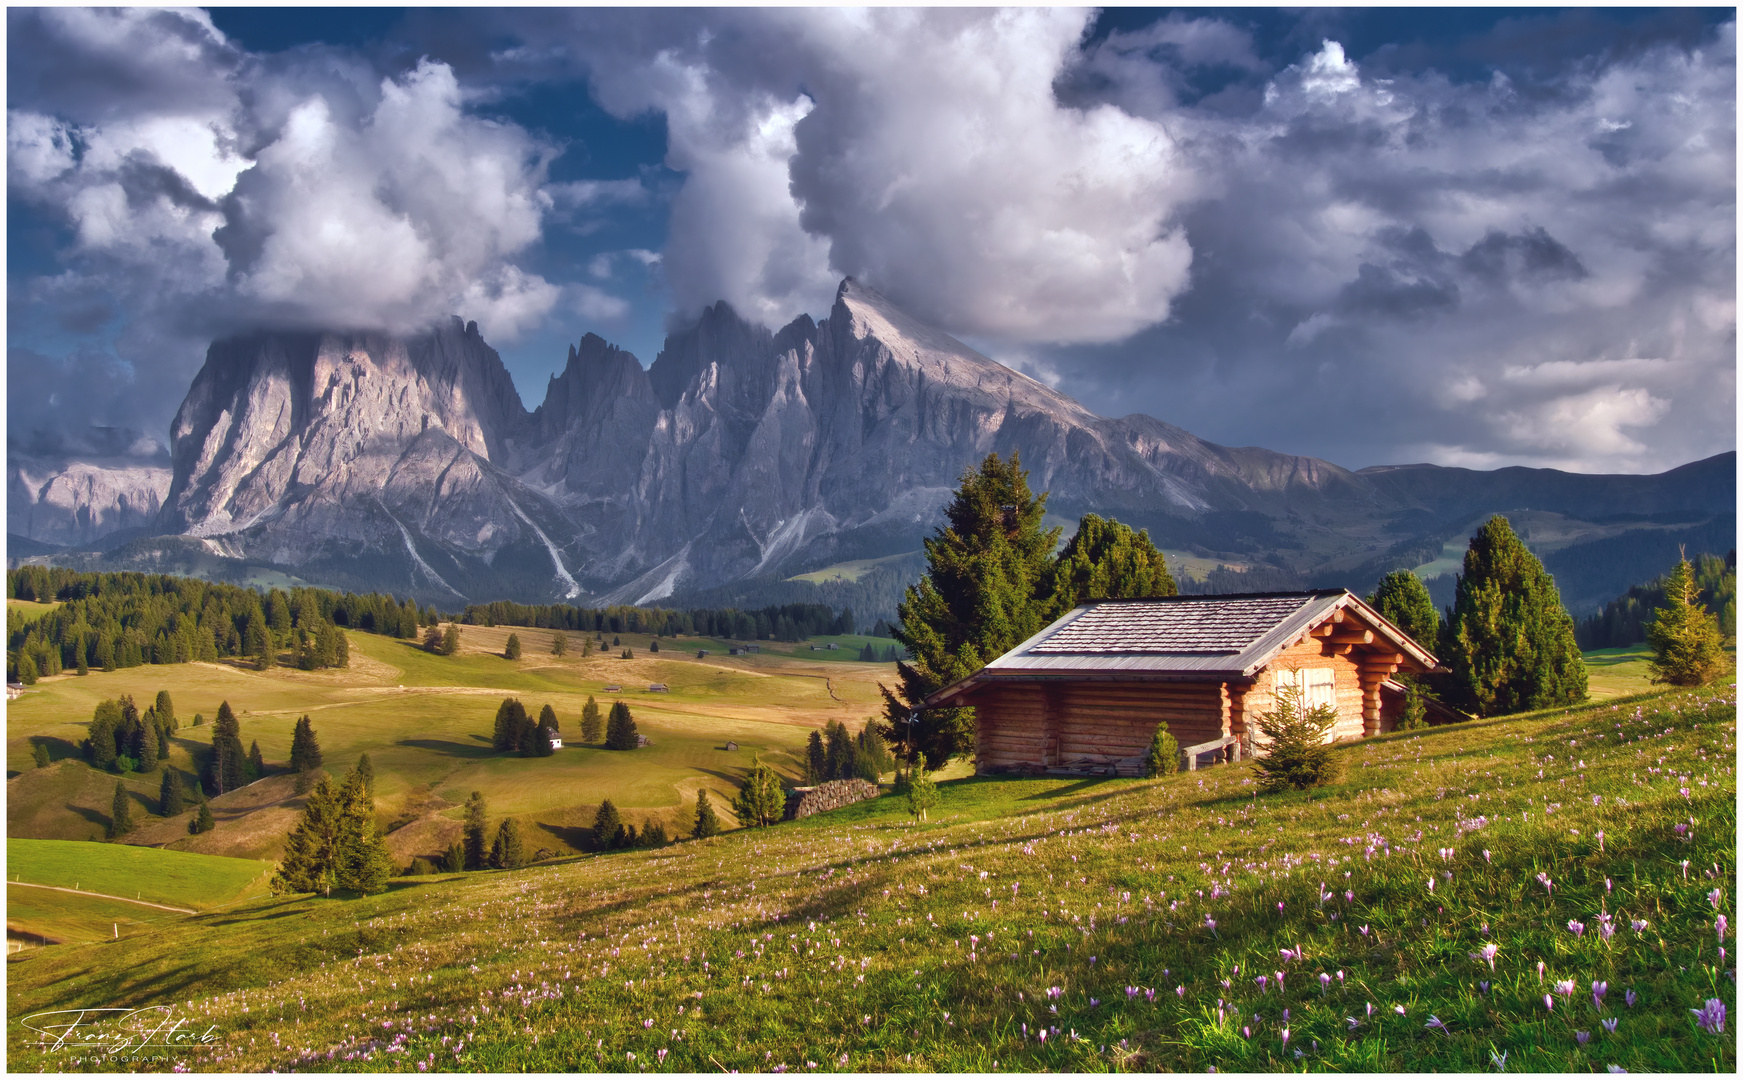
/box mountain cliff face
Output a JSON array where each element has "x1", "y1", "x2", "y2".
[
  {"x1": 7, "y1": 456, "x2": 171, "y2": 548},
  {"x1": 17, "y1": 279, "x2": 1732, "y2": 613}
]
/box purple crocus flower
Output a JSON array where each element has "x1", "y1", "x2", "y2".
[
  {"x1": 1601, "y1": 1018, "x2": 1618, "y2": 1034},
  {"x1": 1625, "y1": 989, "x2": 1637, "y2": 1008},
  {"x1": 1568, "y1": 919, "x2": 1586, "y2": 937},
  {"x1": 1576, "y1": 1031, "x2": 1591, "y2": 1045},
  {"x1": 1691, "y1": 999, "x2": 1726, "y2": 1033}
]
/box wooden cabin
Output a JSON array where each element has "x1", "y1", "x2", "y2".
[{"x1": 923, "y1": 590, "x2": 1442, "y2": 778}]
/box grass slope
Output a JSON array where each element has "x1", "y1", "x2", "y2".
[
  {"x1": 8, "y1": 839, "x2": 272, "y2": 910},
  {"x1": 6, "y1": 683, "x2": 1733, "y2": 1073},
  {"x1": 6, "y1": 624, "x2": 898, "y2": 861}
]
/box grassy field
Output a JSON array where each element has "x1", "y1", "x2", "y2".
[
  {"x1": 6, "y1": 624, "x2": 901, "y2": 863},
  {"x1": 5, "y1": 679, "x2": 1732, "y2": 1072},
  {"x1": 786, "y1": 553, "x2": 918, "y2": 584},
  {"x1": 7, "y1": 886, "x2": 175, "y2": 948},
  {"x1": 6, "y1": 598, "x2": 62, "y2": 623},
  {"x1": 7, "y1": 839, "x2": 272, "y2": 909},
  {"x1": 1584, "y1": 644, "x2": 1659, "y2": 700}
]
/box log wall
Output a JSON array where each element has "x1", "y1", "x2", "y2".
[
  {"x1": 975, "y1": 680, "x2": 1224, "y2": 776},
  {"x1": 1242, "y1": 636, "x2": 1368, "y2": 744}
]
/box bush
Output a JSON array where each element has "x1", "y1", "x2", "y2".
[
  {"x1": 1398, "y1": 679, "x2": 1429, "y2": 731},
  {"x1": 1252, "y1": 684, "x2": 1341, "y2": 793},
  {"x1": 733, "y1": 757, "x2": 786, "y2": 827},
  {"x1": 505, "y1": 633, "x2": 522, "y2": 660},
  {"x1": 906, "y1": 771, "x2": 939, "y2": 822},
  {"x1": 1144, "y1": 723, "x2": 1180, "y2": 777}
]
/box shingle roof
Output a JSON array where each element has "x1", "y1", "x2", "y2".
[
  {"x1": 1029, "y1": 594, "x2": 1318, "y2": 655},
  {"x1": 923, "y1": 590, "x2": 1441, "y2": 707}
]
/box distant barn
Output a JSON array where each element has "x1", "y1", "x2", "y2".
[
  {"x1": 603, "y1": 684, "x2": 622, "y2": 692},
  {"x1": 724, "y1": 741, "x2": 738, "y2": 751},
  {"x1": 925, "y1": 590, "x2": 1443, "y2": 778},
  {"x1": 648, "y1": 683, "x2": 669, "y2": 693}
]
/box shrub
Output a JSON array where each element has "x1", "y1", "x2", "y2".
[
  {"x1": 906, "y1": 770, "x2": 939, "y2": 822},
  {"x1": 1144, "y1": 722, "x2": 1180, "y2": 777},
  {"x1": 505, "y1": 633, "x2": 522, "y2": 660},
  {"x1": 1398, "y1": 679, "x2": 1429, "y2": 731},
  {"x1": 1252, "y1": 684, "x2": 1341, "y2": 793},
  {"x1": 733, "y1": 757, "x2": 786, "y2": 827},
  {"x1": 31, "y1": 743, "x2": 49, "y2": 769}
]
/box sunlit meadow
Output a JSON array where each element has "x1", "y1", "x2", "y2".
[{"x1": 7, "y1": 684, "x2": 1734, "y2": 1072}]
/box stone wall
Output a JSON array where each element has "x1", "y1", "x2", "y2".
[{"x1": 785, "y1": 778, "x2": 880, "y2": 821}]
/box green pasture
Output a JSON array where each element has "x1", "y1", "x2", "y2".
[
  {"x1": 785, "y1": 552, "x2": 918, "y2": 584},
  {"x1": 7, "y1": 839, "x2": 272, "y2": 910},
  {"x1": 7, "y1": 885, "x2": 174, "y2": 946},
  {"x1": 5, "y1": 679, "x2": 1732, "y2": 1073},
  {"x1": 1583, "y1": 643, "x2": 1659, "y2": 699},
  {"x1": 6, "y1": 599, "x2": 61, "y2": 623}
]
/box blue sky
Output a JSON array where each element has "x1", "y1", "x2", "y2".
[{"x1": 7, "y1": 8, "x2": 1734, "y2": 473}]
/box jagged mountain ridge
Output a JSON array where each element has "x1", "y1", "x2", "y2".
[{"x1": 11, "y1": 279, "x2": 1735, "y2": 613}]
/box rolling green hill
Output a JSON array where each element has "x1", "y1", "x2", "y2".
[{"x1": 5, "y1": 681, "x2": 1732, "y2": 1073}]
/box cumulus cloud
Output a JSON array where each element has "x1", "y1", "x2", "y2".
[{"x1": 557, "y1": 8, "x2": 1197, "y2": 342}]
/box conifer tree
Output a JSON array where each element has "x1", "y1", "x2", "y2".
[
  {"x1": 76, "y1": 653, "x2": 88, "y2": 676},
  {"x1": 463, "y1": 791, "x2": 489, "y2": 869},
  {"x1": 1044, "y1": 513, "x2": 1177, "y2": 617},
  {"x1": 805, "y1": 730, "x2": 827, "y2": 784},
  {"x1": 424, "y1": 625, "x2": 445, "y2": 652},
  {"x1": 1647, "y1": 552, "x2": 1727, "y2": 686},
  {"x1": 605, "y1": 701, "x2": 639, "y2": 750},
  {"x1": 1253, "y1": 684, "x2": 1341, "y2": 792},
  {"x1": 528, "y1": 714, "x2": 556, "y2": 757},
  {"x1": 160, "y1": 769, "x2": 186, "y2": 816},
  {"x1": 692, "y1": 790, "x2": 722, "y2": 839},
  {"x1": 580, "y1": 696, "x2": 604, "y2": 743},
  {"x1": 441, "y1": 624, "x2": 460, "y2": 656},
  {"x1": 640, "y1": 821, "x2": 668, "y2": 847},
  {"x1": 32, "y1": 743, "x2": 50, "y2": 769},
  {"x1": 290, "y1": 715, "x2": 323, "y2": 774},
  {"x1": 137, "y1": 720, "x2": 159, "y2": 772},
  {"x1": 1367, "y1": 569, "x2": 1441, "y2": 647},
  {"x1": 442, "y1": 841, "x2": 466, "y2": 873},
  {"x1": 87, "y1": 699, "x2": 122, "y2": 770},
  {"x1": 552, "y1": 634, "x2": 568, "y2": 657},
  {"x1": 733, "y1": 756, "x2": 786, "y2": 827},
  {"x1": 334, "y1": 770, "x2": 394, "y2": 894},
  {"x1": 16, "y1": 651, "x2": 37, "y2": 685},
  {"x1": 492, "y1": 698, "x2": 531, "y2": 752},
  {"x1": 1441, "y1": 516, "x2": 1587, "y2": 716},
  {"x1": 490, "y1": 819, "x2": 525, "y2": 869},
  {"x1": 271, "y1": 777, "x2": 341, "y2": 896},
  {"x1": 860, "y1": 642, "x2": 876, "y2": 661},
  {"x1": 248, "y1": 740, "x2": 265, "y2": 779},
  {"x1": 879, "y1": 452, "x2": 1059, "y2": 768},
  {"x1": 209, "y1": 700, "x2": 247, "y2": 794},
  {"x1": 824, "y1": 720, "x2": 857, "y2": 781},
  {"x1": 592, "y1": 799, "x2": 624, "y2": 850},
  {"x1": 505, "y1": 633, "x2": 522, "y2": 660},
  {"x1": 538, "y1": 703, "x2": 559, "y2": 734},
  {"x1": 905, "y1": 770, "x2": 938, "y2": 823},
  {"x1": 190, "y1": 791, "x2": 215, "y2": 834},
  {"x1": 154, "y1": 690, "x2": 177, "y2": 734},
  {"x1": 1145, "y1": 722, "x2": 1180, "y2": 778},
  {"x1": 581, "y1": 638, "x2": 594, "y2": 658},
  {"x1": 356, "y1": 753, "x2": 375, "y2": 798},
  {"x1": 108, "y1": 780, "x2": 134, "y2": 838}
]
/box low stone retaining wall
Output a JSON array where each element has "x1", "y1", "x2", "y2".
[{"x1": 785, "y1": 778, "x2": 880, "y2": 820}]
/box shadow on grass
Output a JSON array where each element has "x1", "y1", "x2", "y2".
[
  {"x1": 399, "y1": 738, "x2": 497, "y2": 759},
  {"x1": 536, "y1": 820, "x2": 595, "y2": 852},
  {"x1": 30, "y1": 735, "x2": 81, "y2": 762}
]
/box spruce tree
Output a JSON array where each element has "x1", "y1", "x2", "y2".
[
  {"x1": 108, "y1": 780, "x2": 135, "y2": 838},
  {"x1": 493, "y1": 698, "x2": 530, "y2": 752},
  {"x1": 1647, "y1": 552, "x2": 1727, "y2": 686},
  {"x1": 640, "y1": 821, "x2": 668, "y2": 847},
  {"x1": 529, "y1": 715, "x2": 556, "y2": 757},
  {"x1": 733, "y1": 756, "x2": 786, "y2": 827},
  {"x1": 1144, "y1": 722, "x2": 1180, "y2": 778},
  {"x1": 805, "y1": 730, "x2": 827, "y2": 784},
  {"x1": 87, "y1": 699, "x2": 122, "y2": 771},
  {"x1": 1367, "y1": 569, "x2": 1441, "y2": 647},
  {"x1": 552, "y1": 634, "x2": 568, "y2": 657},
  {"x1": 1044, "y1": 513, "x2": 1177, "y2": 617},
  {"x1": 692, "y1": 790, "x2": 722, "y2": 839},
  {"x1": 137, "y1": 720, "x2": 160, "y2": 772},
  {"x1": 505, "y1": 633, "x2": 522, "y2": 660},
  {"x1": 289, "y1": 715, "x2": 323, "y2": 774},
  {"x1": 356, "y1": 753, "x2": 375, "y2": 797},
  {"x1": 271, "y1": 777, "x2": 341, "y2": 896},
  {"x1": 463, "y1": 791, "x2": 489, "y2": 869},
  {"x1": 592, "y1": 799, "x2": 624, "y2": 850},
  {"x1": 490, "y1": 819, "x2": 525, "y2": 869},
  {"x1": 905, "y1": 770, "x2": 938, "y2": 823},
  {"x1": 442, "y1": 841, "x2": 466, "y2": 873},
  {"x1": 1441, "y1": 516, "x2": 1587, "y2": 716},
  {"x1": 190, "y1": 795, "x2": 215, "y2": 835},
  {"x1": 154, "y1": 690, "x2": 177, "y2": 734},
  {"x1": 160, "y1": 769, "x2": 186, "y2": 816},
  {"x1": 879, "y1": 452, "x2": 1060, "y2": 768},
  {"x1": 605, "y1": 701, "x2": 639, "y2": 750},
  {"x1": 334, "y1": 770, "x2": 394, "y2": 895},
  {"x1": 1253, "y1": 684, "x2": 1341, "y2": 793},
  {"x1": 580, "y1": 696, "x2": 604, "y2": 743},
  {"x1": 209, "y1": 700, "x2": 247, "y2": 794},
  {"x1": 824, "y1": 720, "x2": 857, "y2": 781},
  {"x1": 539, "y1": 704, "x2": 559, "y2": 734},
  {"x1": 424, "y1": 625, "x2": 445, "y2": 652},
  {"x1": 31, "y1": 743, "x2": 49, "y2": 769},
  {"x1": 441, "y1": 624, "x2": 460, "y2": 656},
  {"x1": 248, "y1": 740, "x2": 265, "y2": 779}
]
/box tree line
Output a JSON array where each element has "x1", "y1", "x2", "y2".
[
  {"x1": 458, "y1": 598, "x2": 857, "y2": 643},
  {"x1": 5, "y1": 568, "x2": 443, "y2": 683},
  {"x1": 1574, "y1": 550, "x2": 1735, "y2": 650}
]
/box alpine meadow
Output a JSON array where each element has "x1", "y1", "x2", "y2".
[{"x1": 6, "y1": 6, "x2": 1737, "y2": 1076}]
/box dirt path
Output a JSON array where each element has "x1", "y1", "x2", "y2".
[{"x1": 8, "y1": 881, "x2": 195, "y2": 914}]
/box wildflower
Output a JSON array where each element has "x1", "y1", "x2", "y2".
[
  {"x1": 1606, "y1": 1067, "x2": 1627, "y2": 1073},
  {"x1": 1471, "y1": 943, "x2": 1499, "y2": 970},
  {"x1": 1346, "y1": 1017, "x2": 1361, "y2": 1031},
  {"x1": 1576, "y1": 1031, "x2": 1591, "y2": 1045},
  {"x1": 1358, "y1": 925, "x2": 1369, "y2": 936},
  {"x1": 1280, "y1": 1028, "x2": 1290, "y2": 1048},
  {"x1": 1569, "y1": 919, "x2": 1587, "y2": 937},
  {"x1": 1427, "y1": 876, "x2": 1435, "y2": 894},
  {"x1": 1145, "y1": 988, "x2": 1156, "y2": 1003},
  {"x1": 1319, "y1": 973, "x2": 1332, "y2": 993},
  {"x1": 1255, "y1": 975, "x2": 1268, "y2": 993},
  {"x1": 1544, "y1": 995, "x2": 1554, "y2": 1011},
  {"x1": 1624, "y1": 989, "x2": 1636, "y2": 1008},
  {"x1": 1555, "y1": 979, "x2": 1576, "y2": 1001},
  {"x1": 1337, "y1": 970, "x2": 1345, "y2": 982},
  {"x1": 1490, "y1": 1049, "x2": 1508, "y2": 1071},
  {"x1": 1537, "y1": 960, "x2": 1547, "y2": 983},
  {"x1": 1479, "y1": 981, "x2": 1491, "y2": 995},
  {"x1": 1393, "y1": 1004, "x2": 1406, "y2": 1016},
  {"x1": 1717, "y1": 915, "x2": 1729, "y2": 941},
  {"x1": 1711, "y1": 888, "x2": 1725, "y2": 909},
  {"x1": 1205, "y1": 916, "x2": 1217, "y2": 935},
  {"x1": 1601, "y1": 1018, "x2": 1618, "y2": 1034},
  {"x1": 1631, "y1": 918, "x2": 1649, "y2": 933},
  {"x1": 1425, "y1": 1015, "x2": 1449, "y2": 1034},
  {"x1": 1345, "y1": 889, "x2": 1354, "y2": 902},
  {"x1": 1126, "y1": 986, "x2": 1139, "y2": 1000},
  {"x1": 643, "y1": 1019, "x2": 654, "y2": 1028},
  {"x1": 1691, "y1": 998, "x2": 1726, "y2": 1033},
  {"x1": 1176, "y1": 985, "x2": 1186, "y2": 998}
]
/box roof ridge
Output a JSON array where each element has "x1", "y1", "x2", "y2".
[{"x1": 1082, "y1": 589, "x2": 1347, "y2": 604}]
